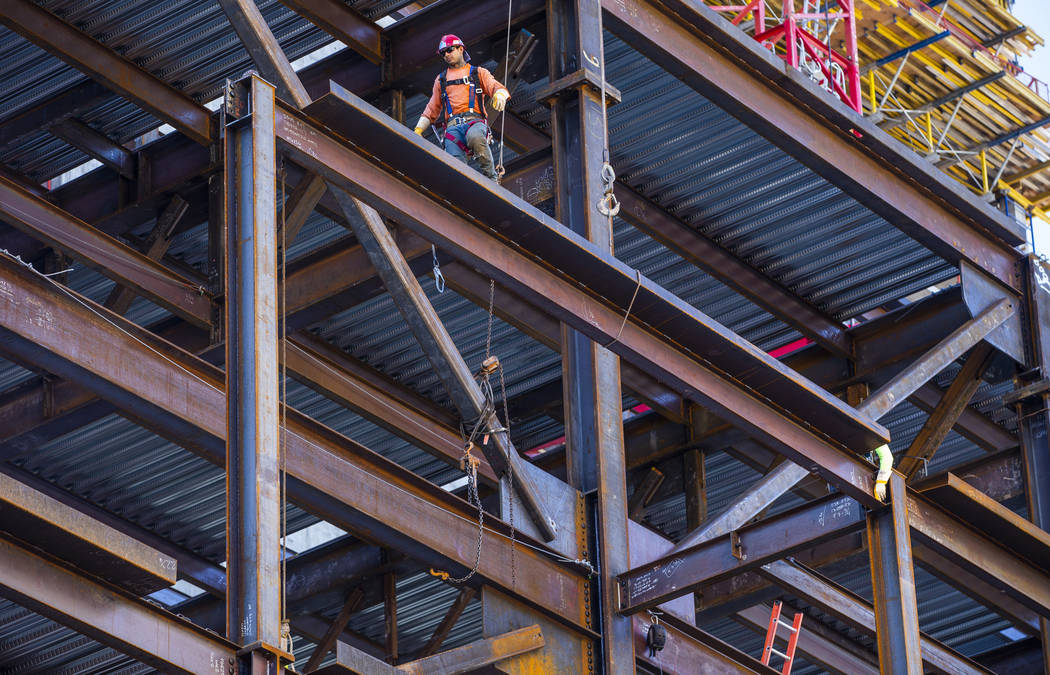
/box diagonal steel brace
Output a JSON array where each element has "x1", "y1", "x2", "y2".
[{"x1": 331, "y1": 187, "x2": 558, "y2": 541}]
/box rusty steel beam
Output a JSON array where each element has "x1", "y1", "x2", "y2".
[
  {"x1": 0, "y1": 175, "x2": 212, "y2": 327},
  {"x1": 49, "y1": 117, "x2": 136, "y2": 180},
  {"x1": 759, "y1": 559, "x2": 992, "y2": 674},
  {"x1": 442, "y1": 260, "x2": 687, "y2": 423},
  {"x1": 600, "y1": 0, "x2": 1025, "y2": 290},
  {"x1": 0, "y1": 463, "x2": 227, "y2": 598},
  {"x1": 283, "y1": 333, "x2": 496, "y2": 483},
  {"x1": 0, "y1": 253, "x2": 590, "y2": 631},
  {"x1": 868, "y1": 473, "x2": 922, "y2": 674},
  {"x1": 672, "y1": 301, "x2": 1016, "y2": 557},
  {"x1": 330, "y1": 188, "x2": 557, "y2": 541},
  {"x1": 275, "y1": 96, "x2": 888, "y2": 509},
  {"x1": 218, "y1": 0, "x2": 312, "y2": 109},
  {"x1": 0, "y1": 0, "x2": 212, "y2": 145},
  {"x1": 907, "y1": 490, "x2": 1050, "y2": 618},
  {"x1": 858, "y1": 300, "x2": 1015, "y2": 421},
  {"x1": 0, "y1": 537, "x2": 238, "y2": 673},
  {"x1": 316, "y1": 625, "x2": 545, "y2": 675},
  {"x1": 279, "y1": 171, "x2": 327, "y2": 247},
  {"x1": 908, "y1": 381, "x2": 1018, "y2": 453},
  {"x1": 303, "y1": 588, "x2": 365, "y2": 673},
  {"x1": 617, "y1": 495, "x2": 866, "y2": 614},
  {"x1": 627, "y1": 466, "x2": 665, "y2": 519},
  {"x1": 734, "y1": 605, "x2": 880, "y2": 675},
  {"x1": 615, "y1": 184, "x2": 853, "y2": 358},
  {"x1": 384, "y1": 570, "x2": 398, "y2": 663},
  {"x1": 0, "y1": 470, "x2": 176, "y2": 596},
  {"x1": 912, "y1": 542, "x2": 1041, "y2": 637},
  {"x1": 636, "y1": 612, "x2": 781, "y2": 674},
  {"x1": 0, "y1": 79, "x2": 111, "y2": 150},
  {"x1": 670, "y1": 460, "x2": 812, "y2": 555},
  {"x1": 899, "y1": 343, "x2": 996, "y2": 479},
  {"x1": 297, "y1": 84, "x2": 887, "y2": 455},
  {"x1": 546, "y1": 0, "x2": 634, "y2": 667},
  {"x1": 416, "y1": 588, "x2": 477, "y2": 659},
  {"x1": 278, "y1": 0, "x2": 384, "y2": 64},
  {"x1": 224, "y1": 76, "x2": 282, "y2": 648},
  {"x1": 105, "y1": 194, "x2": 190, "y2": 315},
  {"x1": 395, "y1": 625, "x2": 544, "y2": 675}
]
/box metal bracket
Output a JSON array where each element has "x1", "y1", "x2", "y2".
[
  {"x1": 235, "y1": 640, "x2": 295, "y2": 664},
  {"x1": 730, "y1": 530, "x2": 745, "y2": 560},
  {"x1": 533, "y1": 68, "x2": 622, "y2": 106},
  {"x1": 961, "y1": 260, "x2": 1025, "y2": 366}
]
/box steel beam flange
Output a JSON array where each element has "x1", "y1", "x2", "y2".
[{"x1": 961, "y1": 260, "x2": 1026, "y2": 366}]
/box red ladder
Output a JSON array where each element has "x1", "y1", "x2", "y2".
[{"x1": 760, "y1": 601, "x2": 803, "y2": 674}]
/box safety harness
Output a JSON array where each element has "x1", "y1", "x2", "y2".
[{"x1": 437, "y1": 65, "x2": 491, "y2": 156}]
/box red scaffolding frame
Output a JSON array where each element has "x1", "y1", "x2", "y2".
[{"x1": 711, "y1": 0, "x2": 862, "y2": 113}]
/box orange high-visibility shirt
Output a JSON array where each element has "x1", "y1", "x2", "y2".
[{"x1": 421, "y1": 65, "x2": 509, "y2": 123}]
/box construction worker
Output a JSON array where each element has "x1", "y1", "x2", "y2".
[{"x1": 414, "y1": 35, "x2": 510, "y2": 180}]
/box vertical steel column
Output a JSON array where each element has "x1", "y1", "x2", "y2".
[
  {"x1": 1020, "y1": 256, "x2": 1050, "y2": 671},
  {"x1": 867, "y1": 472, "x2": 922, "y2": 675},
  {"x1": 548, "y1": 1, "x2": 634, "y2": 671},
  {"x1": 1017, "y1": 394, "x2": 1050, "y2": 672},
  {"x1": 224, "y1": 75, "x2": 282, "y2": 650}
]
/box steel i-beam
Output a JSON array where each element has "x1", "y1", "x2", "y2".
[
  {"x1": 224, "y1": 75, "x2": 282, "y2": 648},
  {"x1": 546, "y1": 0, "x2": 634, "y2": 669},
  {"x1": 329, "y1": 188, "x2": 558, "y2": 542},
  {"x1": 868, "y1": 472, "x2": 922, "y2": 674}
]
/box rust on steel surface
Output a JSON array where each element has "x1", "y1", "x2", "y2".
[
  {"x1": 284, "y1": 333, "x2": 496, "y2": 483},
  {"x1": 296, "y1": 83, "x2": 887, "y2": 454},
  {"x1": 0, "y1": 253, "x2": 590, "y2": 631},
  {"x1": 278, "y1": 0, "x2": 383, "y2": 64},
  {"x1": 919, "y1": 473, "x2": 1050, "y2": 574},
  {"x1": 0, "y1": 471, "x2": 176, "y2": 595},
  {"x1": 0, "y1": 176, "x2": 212, "y2": 327},
  {"x1": 867, "y1": 472, "x2": 923, "y2": 674},
  {"x1": 617, "y1": 494, "x2": 866, "y2": 613},
  {"x1": 273, "y1": 99, "x2": 887, "y2": 508},
  {"x1": 600, "y1": 0, "x2": 1024, "y2": 290},
  {"x1": 907, "y1": 490, "x2": 1050, "y2": 617},
  {"x1": 0, "y1": 0, "x2": 212, "y2": 145},
  {"x1": 760, "y1": 559, "x2": 993, "y2": 674},
  {"x1": 0, "y1": 537, "x2": 237, "y2": 673}
]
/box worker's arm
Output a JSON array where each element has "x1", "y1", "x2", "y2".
[
  {"x1": 415, "y1": 76, "x2": 443, "y2": 135},
  {"x1": 478, "y1": 67, "x2": 510, "y2": 111}
]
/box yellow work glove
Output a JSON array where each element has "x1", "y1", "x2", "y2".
[
  {"x1": 873, "y1": 444, "x2": 892, "y2": 502},
  {"x1": 413, "y1": 116, "x2": 430, "y2": 137},
  {"x1": 492, "y1": 90, "x2": 509, "y2": 112}
]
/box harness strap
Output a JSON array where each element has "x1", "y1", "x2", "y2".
[{"x1": 439, "y1": 66, "x2": 487, "y2": 122}]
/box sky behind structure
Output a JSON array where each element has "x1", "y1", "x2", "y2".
[{"x1": 1014, "y1": 0, "x2": 1050, "y2": 83}]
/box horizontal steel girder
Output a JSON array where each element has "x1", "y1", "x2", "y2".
[
  {"x1": 600, "y1": 0, "x2": 1025, "y2": 291},
  {"x1": 759, "y1": 559, "x2": 993, "y2": 674},
  {"x1": 0, "y1": 0, "x2": 212, "y2": 145},
  {"x1": 296, "y1": 83, "x2": 887, "y2": 455},
  {"x1": 274, "y1": 93, "x2": 889, "y2": 509},
  {"x1": 618, "y1": 495, "x2": 867, "y2": 614},
  {"x1": 0, "y1": 253, "x2": 590, "y2": 632},
  {"x1": 0, "y1": 175, "x2": 213, "y2": 327},
  {"x1": 0, "y1": 537, "x2": 237, "y2": 673},
  {"x1": 0, "y1": 470, "x2": 176, "y2": 596}
]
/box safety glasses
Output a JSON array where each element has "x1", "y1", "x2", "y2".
[{"x1": 440, "y1": 46, "x2": 460, "y2": 55}]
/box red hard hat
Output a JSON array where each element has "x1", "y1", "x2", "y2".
[{"x1": 437, "y1": 34, "x2": 471, "y2": 62}]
